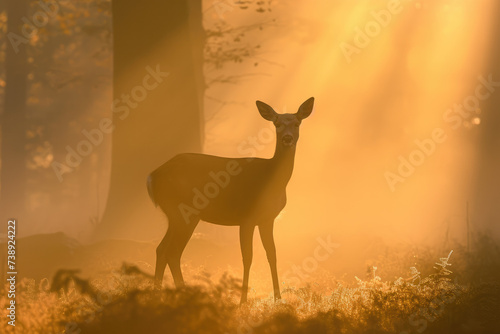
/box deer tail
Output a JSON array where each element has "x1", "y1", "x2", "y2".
[{"x1": 146, "y1": 174, "x2": 157, "y2": 207}]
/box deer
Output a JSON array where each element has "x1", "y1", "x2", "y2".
[{"x1": 147, "y1": 97, "x2": 314, "y2": 303}]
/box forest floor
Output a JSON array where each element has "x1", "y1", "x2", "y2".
[{"x1": 1, "y1": 233, "x2": 500, "y2": 334}]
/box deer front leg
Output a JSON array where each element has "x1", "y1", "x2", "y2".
[
  {"x1": 155, "y1": 228, "x2": 174, "y2": 289},
  {"x1": 259, "y1": 222, "x2": 281, "y2": 301},
  {"x1": 239, "y1": 224, "x2": 255, "y2": 304}
]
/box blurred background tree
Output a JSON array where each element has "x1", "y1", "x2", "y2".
[
  {"x1": 95, "y1": 0, "x2": 272, "y2": 240},
  {"x1": 0, "y1": 0, "x2": 112, "y2": 234}
]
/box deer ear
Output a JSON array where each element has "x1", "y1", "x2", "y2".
[
  {"x1": 296, "y1": 97, "x2": 314, "y2": 120},
  {"x1": 256, "y1": 100, "x2": 278, "y2": 122}
]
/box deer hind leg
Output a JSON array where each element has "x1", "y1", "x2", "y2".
[
  {"x1": 155, "y1": 214, "x2": 199, "y2": 289},
  {"x1": 167, "y1": 221, "x2": 198, "y2": 287}
]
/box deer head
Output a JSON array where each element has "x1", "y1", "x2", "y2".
[{"x1": 256, "y1": 97, "x2": 314, "y2": 148}]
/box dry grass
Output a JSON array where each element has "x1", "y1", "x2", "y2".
[{"x1": 1, "y1": 234, "x2": 500, "y2": 334}]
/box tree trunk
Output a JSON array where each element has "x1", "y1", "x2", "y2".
[
  {"x1": 472, "y1": 4, "x2": 500, "y2": 232},
  {"x1": 94, "y1": 0, "x2": 204, "y2": 240},
  {"x1": 0, "y1": 0, "x2": 28, "y2": 224}
]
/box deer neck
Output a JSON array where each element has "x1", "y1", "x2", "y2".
[{"x1": 270, "y1": 143, "x2": 296, "y2": 185}]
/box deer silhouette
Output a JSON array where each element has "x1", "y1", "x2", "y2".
[{"x1": 147, "y1": 97, "x2": 314, "y2": 303}]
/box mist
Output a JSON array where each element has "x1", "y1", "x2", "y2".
[{"x1": 1, "y1": 0, "x2": 499, "y2": 297}]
